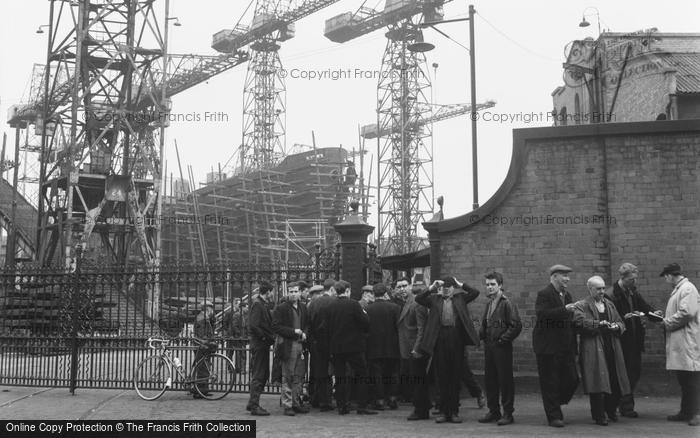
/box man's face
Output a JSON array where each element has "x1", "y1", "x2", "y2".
[
  {"x1": 288, "y1": 286, "x2": 301, "y2": 303},
  {"x1": 362, "y1": 292, "x2": 375, "y2": 303},
  {"x1": 439, "y1": 284, "x2": 454, "y2": 298},
  {"x1": 588, "y1": 279, "x2": 606, "y2": 301},
  {"x1": 300, "y1": 288, "x2": 309, "y2": 301},
  {"x1": 233, "y1": 298, "x2": 241, "y2": 311},
  {"x1": 395, "y1": 280, "x2": 409, "y2": 299},
  {"x1": 328, "y1": 287, "x2": 337, "y2": 297},
  {"x1": 620, "y1": 272, "x2": 637, "y2": 289},
  {"x1": 485, "y1": 278, "x2": 501, "y2": 298},
  {"x1": 664, "y1": 274, "x2": 674, "y2": 284},
  {"x1": 552, "y1": 272, "x2": 570, "y2": 290}
]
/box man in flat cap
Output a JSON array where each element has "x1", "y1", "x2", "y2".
[
  {"x1": 658, "y1": 263, "x2": 700, "y2": 426},
  {"x1": 532, "y1": 265, "x2": 579, "y2": 428},
  {"x1": 247, "y1": 280, "x2": 276, "y2": 415},
  {"x1": 415, "y1": 276, "x2": 480, "y2": 424}
]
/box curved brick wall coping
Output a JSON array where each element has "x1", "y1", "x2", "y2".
[{"x1": 438, "y1": 119, "x2": 700, "y2": 233}]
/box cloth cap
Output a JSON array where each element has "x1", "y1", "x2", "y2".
[{"x1": 549, "y1": 264, "x2": 573, "y2": 276}]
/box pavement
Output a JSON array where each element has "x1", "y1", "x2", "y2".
[{"x1": 0, "y1": 386, "x2": 697, "y2": 438}]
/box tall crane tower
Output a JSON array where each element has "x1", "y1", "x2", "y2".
[
  {"x1": 7, "y1": 0, "x2": 338, "y2": 267},
  {"x1": 211, "y1": 0, "x2": 341, "y2": 263},
  {"x1": 324, "y1": 0, "x2": 450, "y2": 256}
]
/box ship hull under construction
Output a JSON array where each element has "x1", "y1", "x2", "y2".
[{"x1": 161, "y1": 147, "x2": 355, "y2": 265}]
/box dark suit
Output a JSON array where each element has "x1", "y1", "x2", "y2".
[
  {"x1": 610, "y1": 281, "x2": 654, "y2": 414},
  {"x1": 247, "y1": 296, "x2": 275, "y2": 409},
  {"x1": 398, "y1": 295, "x2": 419, "y2": 401},
  {"x1": 327, "y1": 295, "x2": 371, "y2": 410},
  {"x1": 479, "y1": 294, "x2": 522, "y2": 417},
  {"x1": 402, "y1": 299, "x2": 430, "y2": 415},
  {"x1": 366, "y1": 299, "x2": 401, "y2": 403},
  {"x1": 532, "y1": 284, "x2": 579, "y2": 422},
  {"x1": 416, "y1": 283, "x2": 480, "y2": 417},
  {"x1": 307, "y1": 294, "x2": 335, "y2": 407}
]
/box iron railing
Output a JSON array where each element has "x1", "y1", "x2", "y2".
[{"x1": 0, "y1": 253, "x2": 337, "y2": 392}]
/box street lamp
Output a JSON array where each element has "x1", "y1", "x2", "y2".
[
  {"x1": 579, "y1": 7, "x2": 601, "y2": 35},
  {"x1": 35, "y1": 25, "x2": 50, "y2": 34},
  {"x1": 409, "y1": 5, "x2": 480, "y2": 210},
  {"x1": 167, "y1": 17, "x2": 182, "y2": 27}
]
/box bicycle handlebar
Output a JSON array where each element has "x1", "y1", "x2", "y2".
[{"x1": 146, "y1": 338, "x2": 170, "y2": 349}]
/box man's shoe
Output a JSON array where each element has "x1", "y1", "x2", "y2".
[
  {"x1": 477, "y1": 395, "x2": 486, "y2": 409},
  {"x1": 431, "y1": 409, "x2": 441, "y2": 416},
  {"x1": 688, "y1": 415, "x2": 699, "y2": 426},
  {"x1": 192, "y1": 393, "x2": 204, "y2": 399},
  {"x1": 668, "y1": 413, "x2": 690, "y2": 422},
  {"x1": 407, "y1": 411, "x2": 429, "y2": 420},
  {"x1": 284, "y1": 408, "x2": 296, "y2": 416},
  {"x1": 388, "y1": 398, "x2": 399, "y2": 410},
  {"x1": 320, "y1": 405, "x2": 335, "y2": 412},
  {"x1": 449, "y1": 415, "x2": 463, "y2": 423},
  {"x1": 435, "y1": 415, "x2": 449, "y2": 424},
  {"x1": 595, "y1": 418, "x2": 609, "y2": 426},
  {"x1": 245, "y1": 404, "x2": 253, "y2": 412},
  {"x1": 293, "y1": 406, "x2": 310, "y2": 414},
  {"x1": 549, "y1": 419, "x2": 565, "y2": 428},
  {"x1": 478, "y1": 412, "x2": 501, "y2": 423},
  {"x1": 357, "y1": 408, "x2": 378, "y2": 415},
  {"x1": 607, "y1": 412, "x2": 618, "y2": 422},
  {"x1": 497, "y1": 415, "x2": 514, "y2": 426},
  {"x1": 250, "y1": 407, "x2": 270, "y2": 416},
  {"x1": 621, "y1": 410, "x2": 638, "y2": 418}
]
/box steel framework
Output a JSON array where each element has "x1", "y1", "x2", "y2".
[{"x1": 376, "y1": 19, "x2": 434, "y2": 256}]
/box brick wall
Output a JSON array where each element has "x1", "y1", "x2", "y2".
[{"x1": 430, "y1": 120, "x2": 700, "y2": 375}]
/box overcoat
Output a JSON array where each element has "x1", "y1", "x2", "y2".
[
  {"x1": 573, "y1": 296, "x2": 631, "y2": 395},
  {"x1": 663, "y1": 278, "x2": 700, "y2": 371}
]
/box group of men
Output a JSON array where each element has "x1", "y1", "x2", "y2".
[{"x1": 240, "y1": 261, "x2": 700, "y2": 428}]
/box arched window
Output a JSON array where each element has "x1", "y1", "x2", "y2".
[{"x1": 560, "y1": 106, "x2": 568, "y2": 126}]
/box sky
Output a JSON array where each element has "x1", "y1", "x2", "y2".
[{"x1": 1, "y1": 0, "x2": 698, "y2": 237}]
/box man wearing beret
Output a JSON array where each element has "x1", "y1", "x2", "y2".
[
  {"x1": 532, "y1": 265, "x2": 579, "y2": 428},
  {"x1": 415, "y1": 276, "x2": 480, "y2": 424},
  {"x1": 657, "y1": 263, "x2": 700, "y2": 426}
]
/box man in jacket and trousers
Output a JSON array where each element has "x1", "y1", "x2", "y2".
[
  {"x1": 272, "y1": 281, "x2": 311, "y2": 416},
  {"x1": 366, "y1": 283, "x2": 401, "y2": 410},
  {"x1": 307, "y1": 281, "x2": 336, "y2": 411},
  {"x1": 478, "y1": 271, "x2": 522, "y2": 426},
  {"x1": 247, "y1": 281, "x2": 275, "y2": 416},
  {"x1": 658, "y1": 263, "x2": 700, "y2": 427},
  {"x1": 326, "y1": 280, "x2": 378, "y2": 415},
  {"x1": 415, "y1": 276, "x2": 480, "y2": 424},
  {"x1": 610, "y1": 262, "x2": 659, "y2": 418},
  {"x1": 532, "y1": 265, "x2": 579, "y2": 428}
]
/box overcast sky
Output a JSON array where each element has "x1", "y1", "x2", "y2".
[{"x1": 1, "y1": 0, "x2": 698, "y2": 233}]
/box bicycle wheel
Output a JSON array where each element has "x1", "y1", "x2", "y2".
[
  {"x1": 134, "y1": 355, "x2": 170, "y2": 401},
  {"x1": 192, "y1": 353, "x2": 235, "y2": 400}
]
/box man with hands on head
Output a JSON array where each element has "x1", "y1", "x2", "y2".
[{"x1": 415, "y1": 275, "x2": 480, "y2": 424}]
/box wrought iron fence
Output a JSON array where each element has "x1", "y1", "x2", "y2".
[{"x1": 0, "y1": 253, "x2": 338, "y2": 392}]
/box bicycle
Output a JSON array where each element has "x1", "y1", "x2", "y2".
[{"x1": 133, "y1": 337, "x2": 235, "y2": 401}]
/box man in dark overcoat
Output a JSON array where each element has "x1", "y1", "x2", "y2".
[
  {"x1": 366, "y1": 283, "x2": 401, "y2": 410},
  {"x1": 247, "y1": 281, "x2": 275, "y2": 416},
  {"x1": 532, "y1": 265, "x2": 579, "y2": 428},
  {"x1": 609, "y1": 262, "x2": 658, "y2": 417},
  {"x1": 326, "y1": 280, "x2": 378, "y2": 415}
]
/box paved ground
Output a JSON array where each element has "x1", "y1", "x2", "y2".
[{"x1": 0, "y1": 386, "x2": 697, "y2": 437}]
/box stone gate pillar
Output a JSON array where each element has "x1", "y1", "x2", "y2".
[{"x1": 333, "y1": 200, "x2": 374, "y2": 296}]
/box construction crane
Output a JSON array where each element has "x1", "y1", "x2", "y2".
[
  {"x1": 6, "y1": 0, "x2": 338, "y2": 268},
  {"x1": 359, "y1": 100, "x2": 496, "y2": 139},
  {"x1": 323, "y1": 0, "x2": 452, "y2": 256},
  {"x1": 210, "y1": 0, "x2": 341, "y2": 263}
]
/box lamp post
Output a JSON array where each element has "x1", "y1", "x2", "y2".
[
  {"x1": 409, "y1": 5, "x2": 480, "y2": 210},
  {"x1": 579, "y1": 7, "x2": 601, "y2": 35},
  {"x1": 35, "y1": 25, "x2": 50, "y2": 34}
]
